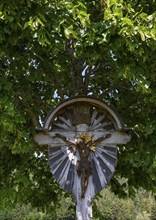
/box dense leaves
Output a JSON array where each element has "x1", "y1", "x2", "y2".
[
  {"x1": 0, "y1": 0, "x2": 156, "y2": 212},
  {"x1": 0, "y1": 188, "x2": 156, "y2": 219}
]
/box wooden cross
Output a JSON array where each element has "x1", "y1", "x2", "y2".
[{"x1": 34, "y1": 97, "x2": 131, "y2": 220}]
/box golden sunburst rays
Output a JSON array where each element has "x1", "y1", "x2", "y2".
[{"x1": 77, "y1": 132, "x2": 96, "y2": 151}]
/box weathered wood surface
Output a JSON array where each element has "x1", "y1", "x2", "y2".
[
  {"x1": 74, "y1": 175, "x2": 94, "y2": 220},
  {"x1": 34, "y1": 97, "x2": 131, "y2": 220},
  {"x1": 43, "y1": 97, "x2": 126, "y2": 131},
  {"x1": 34, "y1": 131, "x2": 131, "y2": 146}
]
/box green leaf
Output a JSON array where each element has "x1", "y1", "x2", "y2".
[
  {"x1": 139, "y1": 30, "x2": 145, "y2": 41},
  {"x1": 104, "y1": 9, "x2": 113, "y2": 20},
  {"x1": 7, "y1": 15, "x2": 14, "y2": 22},
  {"x1": 4, "y1": 82, "x2": 12, "y2": 91},
  {"x1": 107, "y1": 0, "x2": 117, "y2": 7},
  {"x1": 114, "y1": 7, "x2": 123, "y2": 18},
  {"x1": 140, "y1": 12, "x2": 148, "y2": 21},
  {"x1": 64, "y1": 25, "x2": 77, "y2": 39},
  {"x1": 121, "y1": 17, "x2": 133, "y2": 26},
  {"x1": 15, "y1": 174, "x2": 30, "y2": 187}
]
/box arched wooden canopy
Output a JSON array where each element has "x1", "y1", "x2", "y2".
[{"x1": 42, "y1": 96, "x2": 129, "y2": 132}]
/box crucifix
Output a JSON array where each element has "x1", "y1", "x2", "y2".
[{"x1": 34, "y1": 97, "x2": 131, "y2": 220}]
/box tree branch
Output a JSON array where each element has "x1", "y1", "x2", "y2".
[{"x1": 66, "y1": 39, "x2": 87, "y2": 95}]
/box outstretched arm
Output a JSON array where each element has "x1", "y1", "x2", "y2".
[{"x1": 55, "y1": 133, "x2": 76, "y2": 146}]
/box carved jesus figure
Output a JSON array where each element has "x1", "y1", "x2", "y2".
[
  {"x1": 75, "y1": 137, "x2": 92, "y2": 198},
  {"x1": 55, "y1": 132, "x2": 111, "y2": 198}
]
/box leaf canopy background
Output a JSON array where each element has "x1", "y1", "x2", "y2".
[{"x1": 0, "y1": 0, "x2": 156, "y2": 212}]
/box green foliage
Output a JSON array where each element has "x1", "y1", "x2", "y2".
[
  {"x1": 93, "y1": 188, "x2": 156, "y2": 220},
  {"x1": 0, "y1": 0, "x2": 156, "y2": 214},
  {"x1": 57, "y1": 188, "x2": 156, "y2": 220},
  {"x1": 0, "y1": 188, "x2": 155, "y2": 220},
  {"x1": 0, "y1": 204, "x2": 52, "y2": 220}
]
